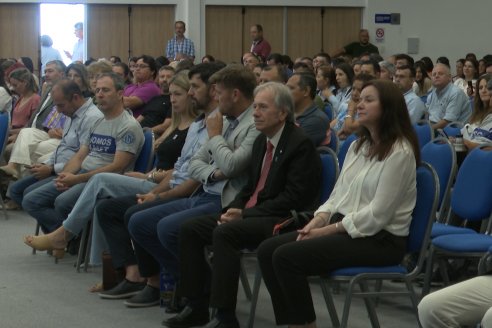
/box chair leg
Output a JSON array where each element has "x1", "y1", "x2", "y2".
[
  {"x1": 75, "y1": 221, "x2": 91, "y2": 272},
  {"x1": 32, "y1": 223, "x2": 41, "y2": 255},
  {"x1": 240, "y1": 257, "x2": 252, "y2": 301},
  {"x1": 358, "y1": 281, "x2": 380, "y2": 328},
  {"x1": 422, "y1": 246, "x2": 435, "y2": 297},
  {"x1": 246, "y1": 265, "x2": 262, "y2": 328},
  {"x1": 83, "y1": 222, "x2": 93, "y2": 272},
  {"x1": 404, "y1": 278, "x2": 423, "y2": 328},
  {"x1": 320, "y1": 279, "x2": 340, "y2": 328},
  {"x1": 0, "y1": 195, "x2": 7, "y2": 220}
]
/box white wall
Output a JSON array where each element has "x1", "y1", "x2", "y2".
[{"x1": 364, "y1": 0, "x2": 491, "y2": 73}]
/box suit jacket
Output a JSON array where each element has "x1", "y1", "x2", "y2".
[
  {"x1": 27, "y1": 86, "x2": 54, "y2": 130},
  {"x1": 188, "y1": 105, "x2": 260, "y2": 206},
  {"x1": 228, "y1": 121, "x2": 322, "y2": 218}
]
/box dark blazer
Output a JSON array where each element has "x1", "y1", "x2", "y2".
[
  {"x1": 228, "y1": 121, "x2": 322, "y2": 218},
  {"x1": 27, "y1": 86, "x2": 54, "y2": 130}
]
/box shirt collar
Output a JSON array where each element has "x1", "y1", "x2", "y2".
[{"x1": 267, "y1": 123, "x2": 285, "y2": 149}]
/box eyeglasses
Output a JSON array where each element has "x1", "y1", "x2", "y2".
[{"x1": 135, "y1": 64, "x2": 149, "y2": 69}]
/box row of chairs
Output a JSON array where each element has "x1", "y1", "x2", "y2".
[{"x1": 0, "y1": 112, "x2": 10, "y2": 219}]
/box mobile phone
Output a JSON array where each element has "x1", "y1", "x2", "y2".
[{"x1": 467, "y1": 80, "x2": 473, "y2": 93}]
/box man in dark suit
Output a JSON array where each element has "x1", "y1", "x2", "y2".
[{"x1": 163, "y1": 82, "x2": 322, "y2": 328}]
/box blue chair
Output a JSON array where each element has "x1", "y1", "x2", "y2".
[
  {"x1": 442, "y1": 121, "x2": 463, "y2": 138},
  {"x1": 420, "y1": 138, "x2": 472, "y2": 238},
  {"x1": 133, "y1": 128, "x2": 155, "y2": 174},
  {"x1": 0, "y1": 112, "x2": 10, "y2": 219},
  {"x1": 422, "y1": 145, "x2": 492, "y2": 296},
  {"x1": 413, "y1": 120, "x2": 433, "y2": 149},
  {"x1": 337, "y1": 133, "x2": 357, "y2": 169},
  {"x1": 323, "y1": 103, "x2": 333, "y2": 121},
  {"x1": 246, "y1": 150, "x2": 340, "y2": 328},
  {"x1": 319, "y1": 162, "x2": 439, "y2": 328}
]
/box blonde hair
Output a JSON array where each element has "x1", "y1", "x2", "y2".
[{"x1": 161, "y1": 70, "x2": 198, "y2": 139}]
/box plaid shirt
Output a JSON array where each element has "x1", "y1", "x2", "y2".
[{"x1": 166, "y1": 36, "x2": 195, "y2": 60}]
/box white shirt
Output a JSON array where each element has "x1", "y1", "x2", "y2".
[{"x1": 315, "y1": 139, "x2": 416, "y2": 238}]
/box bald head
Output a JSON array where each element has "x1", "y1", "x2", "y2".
[{"x1": 431, "y1": 63, "x2": 452, "y2": 90}]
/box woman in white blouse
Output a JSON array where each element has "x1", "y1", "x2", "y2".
[
  {"x1": 257, "y1": 80, "x2": 420, "y2": 328},
  {"x1": 454, "y1": 58, "x2": 478, "y2": 97},
  {"x1": 462, "y1": 74, "x2": 492, "y2": 149}
]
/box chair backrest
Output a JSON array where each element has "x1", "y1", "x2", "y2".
[
  {"x1": 318, "y1": 148, "x2": 340, "y2": 204},
  {"x1": 413, "y1": 120, "x2": 433, "y2": 149},
  {"x1": 407, "y1": 162, "x2": 439, "y2": 258},
  {"x1": 327, "y1": 128, "x2": 339, "y2": 154},
  {"x1": 133, "y1": 128, "x2": 155, "y2": 174},
  {"x1": 0, "y1": 113, "x2": 9, "y2": 158},
  {"x1": 420, "y1": 137, "x2": 457, "y2": 221},
  {"x1": 451, "y1": 145, "x2": 492, "y2": 222},
  {"x1": 337, "y1": 133, "x2": 357, "y2": 169},
  {"x1": 442, "y1": 121, "x2": 463, "y2": 138},
  {"x1": 323, "y1": 103, "x2": 333, "y2": 121}
]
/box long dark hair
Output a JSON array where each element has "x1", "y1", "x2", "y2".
[
  {"x1": 355, "y1": 80, "x2": 420, "y2": 164},
  {"x1": 470, "y1": 74, "x2": 492, "y2": 124}
]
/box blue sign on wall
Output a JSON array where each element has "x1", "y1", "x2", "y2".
[{"x1": 375, "y1": 14, "x2": 392, "y2": 24}]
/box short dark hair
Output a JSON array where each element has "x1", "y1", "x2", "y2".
[
  {"x1": 53, "y1": 78, "x2": 83, "y2": 99},
  {"x1": 211, "y1": 64, "x2": 257, "y2": 100},
  {"x1": 361, "y1": 60, "x2": 381, "y2": 74},
  {"x1": 96, "y1": 72, "x2": 126, "y2": 91},
  {"x1": 395, "y1": 53, "x2": 415, "y2": 67},
  {"x1": 293, "y1": 72, "x2": 317, "y2": 99},
  {"x1": 266, "y1": 53, "x2": 284, "y2": 65},
  {"x1": 253, "y1": 24, "x2": 263, "y2": 32},
  {"x1": 436, "y1": 56, "x2": 450, "y2": 68},
  {"x1": 396, "y1": 64, "x2": 416, "y2": 78},
  {"x1": 188, "y1": 62, "x2": 226, "y2": 85},
  {"x1": 262, "y1": 65, "x2": 288, "y2": 83},
  {"x1": 314, "y1": 52, "x2": 332, "y2": 64},
  {"x1": 137, "y1": 55, "x2": 157, "y2": 78},
  {"x1": 175, "y1": 21, "x2": 186, "y2": 28}
]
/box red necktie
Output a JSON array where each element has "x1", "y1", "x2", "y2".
[{"x1": 245, "y1": 141, "x2": 274, "y2": 208}]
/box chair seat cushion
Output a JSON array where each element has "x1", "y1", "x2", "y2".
[
  {"x1": 431, "y1": 222, "x2": 477, "y2": 238},
  {"x1": 330, "y1": 265, "x2": 408, "y2": 277},
  {"x1": 433, "y1": 234, "x2": 492, "y2": 252}
]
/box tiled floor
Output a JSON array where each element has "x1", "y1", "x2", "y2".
[{"x1": 0, "y1": 210, "x2": 424, "y2": 328}]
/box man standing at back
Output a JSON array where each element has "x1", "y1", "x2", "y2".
[
  {"x1": 332, "y1": 29, "x2": 379, "y2": 58},
  {"x1": 166, "y1": 21, "x2": 195, "y2": 62},
  {"x1": 64, "y1": 22, "x2": 84, "y2": 63},
  {"x1": 426, "y1": 63, "x2": 471, "y2": 130},
  {"x1": 250, "y1": 24, "x2": 271, "y2": 62}
]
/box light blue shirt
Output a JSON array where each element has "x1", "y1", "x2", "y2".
[
  {"x1": 165, "y1": 36, "x2": 195, "y2": 60},
  {"x1": 41, "y1": 46, "x2": 63, "y2": 75},
  {"x1": 169, "y1": 114, "x2": 208, "y2": 188},
  {"x1": 72, "y1": 39, "x2": 84, "y2": 62},
  {"x1": 426, "y1": 83, "x2": 471, "y2": 124},
  {"x1": 403, "y1": 89, "x2": 426, "y2": 124},
  {"x1": 44, "y1": 98, "x2": 103, "y2": 173}
]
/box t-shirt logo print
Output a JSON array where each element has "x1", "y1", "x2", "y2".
[
  {"x1": 89, "y1": 134, "x2": 116, "y2": 154},
  {"x1": 122, "y1": 132, "x2": 135, "y2": 145}
]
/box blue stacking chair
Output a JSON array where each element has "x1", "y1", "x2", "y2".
[
  {"x1": 337, "y1": 133, "x2": 357, "y2": 169},
  {"x1": 420, "y1": 138, "x2": 472, "y2": 238},
  {"x1": 422, "y1": 145, "x2": 492, "y2": 296},
  {"x1": 0, "y1": 112, "x2": 10, "y2": 219},
  {"x1": 246, "y1": 150, "x2": 340, "y2": 328},
  {"x1": 442, "y1": 121, "x2": 463, "y2": 138},
  {"x1": 323, "y1": 103, "x2": 334, "y2": 121},
  {"x1": 318, "y1": 162, "x2": 439, "y2": 328},
  {"x1": 413, "y1": 120, "x2": 433, "y2": 149},
  {"x1": 133, "y1": 128, "x2": 155, "y2": 174}
]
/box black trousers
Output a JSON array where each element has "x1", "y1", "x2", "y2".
[
  {"x1": 257, "y1": 230, "x2": 407, "y2": 325},
  {"x1": 179, "y1": 214, "x2": 282, "y2": 310},
  {"x1": 96, "y1": 195, "x2": 177, "y2": 277}
]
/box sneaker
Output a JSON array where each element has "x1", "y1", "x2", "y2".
[
  {"x1": 98, "y1": 279, "x2": 145, "y2": 299},
  {"x1": 124, "y1": 285, "x2": 160, "y2": 308}
]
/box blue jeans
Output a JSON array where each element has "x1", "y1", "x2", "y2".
[
  {"x1": 8, "y1": 175, "x2": 55, "y2": 210},
  {"x1": 128, "y1": 191, "x2": 222, "y2": 279},
  {"x1": 22, "y1": 180, "x2": 87, "y2": 233}
]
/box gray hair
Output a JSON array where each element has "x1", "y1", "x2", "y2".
[
  {"x1": 95, "y1": 72, "x2": 126, "y2": 91},
  {"x1": 46, "y1": 60, "x2": 67, "y2": 74},
  {"x1": 254, "y1": 82, "x2": 294, "y2": 123},
  {"x1": 379, "y1": 60, "x2": 395, "y2": 76}
]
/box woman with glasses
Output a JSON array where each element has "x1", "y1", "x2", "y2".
[{"x1": 123, "y1": 55, "x2": 161, "y2": 119}]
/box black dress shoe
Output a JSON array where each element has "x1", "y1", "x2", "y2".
[
  {"x1": 162, "y1": 305, "x2": 209, "y2": 328},
  {"x1": 201, "y1": 317, "x2": 240, "y2": 328}
]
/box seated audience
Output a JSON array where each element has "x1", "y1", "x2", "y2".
[
  {"x1": 334, "y1": 63, "x2": 355, "y2": 113},
  {"x1": 461, "y1": 74, "x2": 492, "y2": 149},
  {"x1": 286, "y1": 72, "x2": 330, "y2": 146},
  {"x1": 257, "y1": 80, "x2": 419, "y2": 328},
  {"x1": 162, "y1": 82, "x2": 321, "y2": 328},
  {"x1": 413, "y1": 61, "x2": 433, "y2": 97},
  {"x1": 123, "y1": 55, "x2": 161, "y2": 119},
  {"x1": 112, "y1": 62, "x2": 132, "y2": 85},
  {"x1": 427, "y1": 63, "x2": 471, "y2": 130},
  {"x1": 394, "y1": 65, "x2": 426, "y2": 124},
  {"x1": 454, "y1": 58, "x2": 478, "y2": 97},
  {"x1": 379, "y1": 60, "x2": 395, "y2": 80},
  {"x1": 259, "y1": 65, "x2": 288, "y2": 84},
  {"x1": 315, "y1": 65, "x2": 340, "y2": 113}
]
